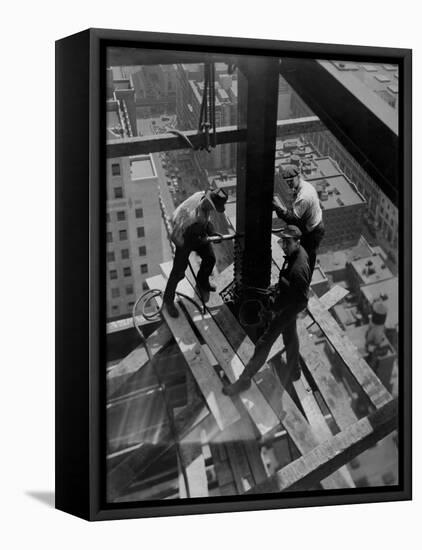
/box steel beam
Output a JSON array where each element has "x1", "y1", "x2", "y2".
[
  {"x1": 106, "y1": 117, "x2": 324, "y2": 158},
  {"x1": 234, "y1": 57, "x2": 280, "y2": 292},
  {"x1": 279, "y1": 58, "x2": 399, "y2": 204}
]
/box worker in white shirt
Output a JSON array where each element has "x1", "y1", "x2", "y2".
[{"x1": 273, "y1": 164, "x2": 325, "y2": 274}]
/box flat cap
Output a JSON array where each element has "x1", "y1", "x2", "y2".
[
  {"x1": 281, "y1": 164, "x2": 300, "y2": 179},
  {"x1": 208, "y1": 188, "x2": 228, "y2": 212},
  {"x1": 279, "y1": 224, "x2": 302, "y2": 239}
]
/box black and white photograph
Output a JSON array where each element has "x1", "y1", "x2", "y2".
[
  {"x1": 4, "y1": 0, "x2": 422, "y2": 544},
  {"x1": 104, "y1": 43, "x2": 406, "y2": 505}
]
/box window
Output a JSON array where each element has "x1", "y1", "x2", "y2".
[
  {"x1": 140, "y1": 264, "x2": 148, "y2": 274},
  {"x1": 125, "y1": 285, "x2": 133, "y2": 295},
  {"x1": 107, "y1": 232, "x2": 113, "y2": 243},
  {"x1": 135, "y1": 208, "x2": 144, "y2": 218},
  {"x1": 107, "y1": 251, "x2": 115, "y2": 262},
  {"x1": 112, "y1": 305, "x2": 120, "y2": 314},
  {"x1": 123, "y1": 267, "x2": 131, "y2": 277},
  {"x1": 137, "y1": 227, "x2": 145, "y2": 238},
  {"x1": 138, "y1": 246, "x2": 147, "y2": 256},
  {"x1": 128, "y1": 302, "x2": 134, "y2": 311},
  {"x1": 110, "y1": 270, "x2": 118, "y2": 280},
  {"x1": 142, "y1": 281, "x2": 149, "y2": 291},
  {"x1": 119, "y1": 230, "x2": 127, "y2": 241},
  {"x1": 112, "y1": 163, "x2": 120, "y2": 176},
  {"x1": 121, "y1": 249, "x2": 130, "y2": 259},
  {"x1": 117, "y1": 210, "x2": 126, "y2": 221},
  {"x1": 111, "y1": 288, "x2": 120, "y2": 298},
  {"x1": 114, "y1": 187, "x2": 123, "y2": 199}
]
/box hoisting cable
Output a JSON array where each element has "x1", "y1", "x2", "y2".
[{"x1": 165, "y1": 61, "x2": 217, "y2": 153}]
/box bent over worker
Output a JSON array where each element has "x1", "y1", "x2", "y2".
[
  {"x1": 223, "y1": 225, "x2": 311, "y2": 396},
  {"x1": 163, "y1": 188, "x2": 228, "y2": 318},
  {"x1": 273, "y1": 164, "x2": 324, "y2": 274}
]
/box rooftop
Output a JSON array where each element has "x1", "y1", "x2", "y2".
[
  {"x1": 130, "y1": 155, "x2": 156, "y2": 180},
  {"x1": 305, "y1": 156, "x2": 342, "y2": 179},
  {"x1": 361, "y1": 277, "x2": 399, "y2": 329},
  {"x1": 190, "y1": 78, "x2": 237, "y2": 108},
  {"x1": 311, "y1": 265, "x2": 328, "y2": 285},
  {"x1": 318, "y1": 237, "x2": 374, "y2": 274},
  {"x1": 350, "y1": 253, "x2": 394, "y2": 285},
  {"x1": 312, "y1": 174, "x2": 365, "y2": 209}
]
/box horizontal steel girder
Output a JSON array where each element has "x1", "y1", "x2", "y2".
[{"x1": 106, "y1": 116, "x2": 324, "y2": 158}]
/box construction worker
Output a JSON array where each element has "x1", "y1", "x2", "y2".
[
  {"x1": 163, "y1": 188, "x2": 228, "y2": 318},
  {"x1": 273, "y1": 164, "x2": 324, "y2": 274},
  {"x1": 223, "y1": 225, "x2": 311, "y2": 396}
]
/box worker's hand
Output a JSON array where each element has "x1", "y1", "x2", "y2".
[{"x1": 272, "y1": 200, "x2": 284, "y2": 217}]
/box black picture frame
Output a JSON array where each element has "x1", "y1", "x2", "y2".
[{"x1": 55, "y1": 28, "x2": 412, "y2": 521}]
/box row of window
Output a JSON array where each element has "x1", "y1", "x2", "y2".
[
  {"x1": 110, "y1": 280, "x2": 150, "y2": 298},
  {"x1": 110, "y1": 303, "x2": 133, "y2": 315},
  {"x1": 106, "y1": 208, "x2": 144, "y2": 222},
  {"x1": 109, "y1": 264, "x2": 148, "y2": 280},
  {"x1": 107, "y1": 246, "x2": 147, "y2": 262},
  {"x1": 111, "y1": 285, "x2": 133, "y2": 297},
  {"x1": 107, "y1": 226, "x2": 145, "y2": 243}
]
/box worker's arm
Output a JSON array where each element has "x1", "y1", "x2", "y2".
[
  {"x1": 273, "y1": 199, "x2": 304, "y2": 226},
  {"x1": 205, "y1": 221, "x2": 223, "y2": 242}
]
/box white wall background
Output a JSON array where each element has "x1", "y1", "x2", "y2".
[{"x1": 0, "y1": 1, "x2": 419, "y2": 547}]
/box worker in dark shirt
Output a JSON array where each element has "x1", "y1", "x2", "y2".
[
  {"x1": 273, "y1": 164, "x2": 324, "y2": 274},
  {"x1": 223, "y1": 225, "x2": 311, "y2": 396},
  {"x1": 163, "y1": 188, "x2": 228, "y2": 318}
]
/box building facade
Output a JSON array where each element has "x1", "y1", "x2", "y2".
[{"x1": 106, "y1": 155, "x2": 167, "y2": 321}]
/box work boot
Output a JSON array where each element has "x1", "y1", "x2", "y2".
[
  {"x1": 290, "y1": 364, "x2": 301, "y2": 382},
  {"x1": 197, "y1": 279, "x2": 216, "y2": 292},
  {"x1": 291, "y1": 359, "x2": 303, "y2": 382},
  {"x1": 164, "y1": 301, "x2": 179, "y2": 318},
  {"x1": 222, "y1": 375, "x2": 251, "y2": 396}
]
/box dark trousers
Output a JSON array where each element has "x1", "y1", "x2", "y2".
[
  {"x1": 163, "y1": 243, "x2": 216, "y2": 303},
  {"x1": 301, "y1": 221, "x2": 325, "y2": 274},
  {"x1": 242, "y1": 301, "x2": 307, "y2": 380}
]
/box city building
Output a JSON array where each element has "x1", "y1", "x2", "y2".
[
  {"x1": 106, "y1": 154, "x2": 169, "y2": 321},
  {"x1": 277, "y1": 74, "x2": 294, "y2": 120},
  {"x1": 360, "y1": 278, "x2": 399, "y2": 351},
  {"x1": 130, "y1": 64, "x2": 177, "y2": 117},
  {"x1": 310, "y1": 265, "x2": 330, "y2": 297},
  {"x1": 347, "y1": 253, "x2": 394, "y2": 295},
  {"x1": 106, "y1": 68, "x2": 137, "y2": 138},
  {"x1": 106, "y1": 68, "x2": 171, "y2": 321},
  {"x1": 175, "y1": 63, "x2": 238, "y2": 172},
  {"x1": 317, "y1": 237, "x2": 374, "y2": 283}
]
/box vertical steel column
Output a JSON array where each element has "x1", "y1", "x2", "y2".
[{"x1": 235, "y1": 57, "x2": 280, "y2": 295}]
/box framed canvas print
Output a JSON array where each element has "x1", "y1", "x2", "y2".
[{"x1": 55, "y1": 28, "x2": 412, "y2": 520}]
